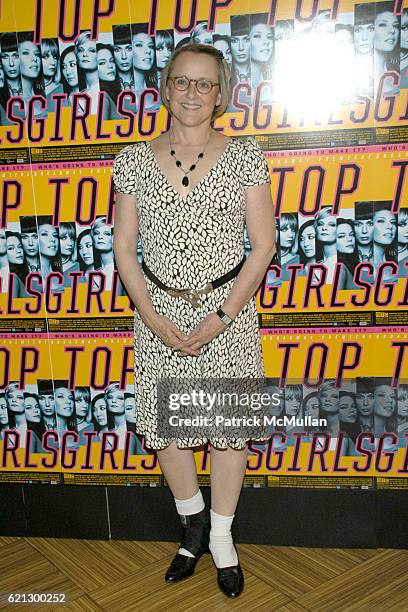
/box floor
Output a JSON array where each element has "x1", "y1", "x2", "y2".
[{"x1": 0, "y1": 537, "x2": 407, "y2": 611}]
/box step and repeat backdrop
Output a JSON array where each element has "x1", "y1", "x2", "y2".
[{"x1": 0, "y1": 0, "x2": 407, "y2": 489}]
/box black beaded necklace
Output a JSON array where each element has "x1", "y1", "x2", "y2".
[{"x1": 169, "y1": 130, "x2": 212, "y2": 187}]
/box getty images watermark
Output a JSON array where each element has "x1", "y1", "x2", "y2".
[{"x1": 157, "y1": 378, "x2": 327, "y2": 440}]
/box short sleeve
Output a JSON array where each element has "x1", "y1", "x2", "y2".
[
  {"x1": 112, "y1": 144, "x2": 138, "y2": 195},
  {"x1": 241, "y1": 137, "x2": 271, "y2": 189}
]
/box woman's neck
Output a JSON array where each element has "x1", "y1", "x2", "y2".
[
  {"x1": 85, "y1": 70, "x2": 99, "y2": 88},
  {"x1": 100, "y1": 251, "x2": 113, "y2": 266},
  {"x1": 113, "y1": 414, "x2": 126, "y2": 428},
  {"x1": 40, "y1": 256, "x2": 53, "y2": 276},
  {"x1": 133, "y1": 70, "x2": 147, "y2": 91},
  {"x1": 169, "y1": 124, "x2": 215, "y2": 147},
  {"x1": 323, "y1": 243, "x2": 336, "y2": 258},
  {"x1": 374, "y1": 49, "x2": 387, "y2": 76},
  {"x1": 14, "y1": 413, "x2": 26, "y2": 427},
  {"x1": 21, "y1": 75, "x2": 34, "y2": 100},
  {"x1": 398, "y1": 243, "x2": 408, "y2": 255},
  {"x1": 373, "y1": 242, "x2": 385, "y2": 266}
]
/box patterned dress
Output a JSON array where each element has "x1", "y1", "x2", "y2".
[{"x1": 113, "y1": 136, "x2": 271, "y2": 449}]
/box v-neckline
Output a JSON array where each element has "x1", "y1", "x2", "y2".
[{"x1": 146, "y1": 138, "x2": 233, "y2": 201}]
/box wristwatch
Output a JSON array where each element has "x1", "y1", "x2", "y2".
[{"x1": 216, "y1": 308, "x2": 234, "y2": 327}]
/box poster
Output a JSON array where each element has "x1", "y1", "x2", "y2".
[{"x1": 0, "y1": 0, "x2": 407, "y2": 488}]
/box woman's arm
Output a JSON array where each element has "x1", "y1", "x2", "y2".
[
  {"x1": 113, "y1": 193, "x2": 196, "y2": 354},
  {"x1": 220, "y1": 182, "x2": 276, "y2": 319}
]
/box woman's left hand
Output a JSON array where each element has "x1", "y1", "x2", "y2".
[{"x1": 176, "y1": 313, "x2": 227, "y2": 356}]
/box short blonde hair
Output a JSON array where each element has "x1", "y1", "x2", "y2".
[{"x1": 159, "y1": 43, "x2": 231, "y2": 120}]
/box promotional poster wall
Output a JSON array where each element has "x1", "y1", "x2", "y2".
[{"x1": 0, "y1": 0, "x2": 407, "y2": 490}]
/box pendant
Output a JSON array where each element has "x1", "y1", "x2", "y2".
[{"x1": 182, "y1": 176, "x2": 189, "y2": 187}]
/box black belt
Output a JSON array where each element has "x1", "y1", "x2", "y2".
[{"x1": 141, "y1": 255, "x2": 246, "y2": 309}]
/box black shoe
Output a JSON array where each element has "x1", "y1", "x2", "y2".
[
  {"x1": 165, "y1": 508, "x2": 210, "y2": 583},
  {"x1": 217, "y1": 564, "x2": 244, "y2": 598}
]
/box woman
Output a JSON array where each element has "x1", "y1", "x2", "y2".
[
  {"x1": 37, "y1": 217, "x2": 63, "y2": 287},
  {"x1": 0, "y1": 393, "x2": 9, "y2": 440},
  {"x1": 339, "y1": 390, "x2": 360, "y2": 451},
  {"x1": 54, "y1": 381, "x2": 79, "y2": 447},
  {"x1": 0, "y1": 32, "x2": 23, "y2": 123},
  {"x1": 5, "y1": 382, "x2": 27, "y2": 447},
  {"x1": 155, "y1": 30, "x2": 174, "y2": 89},
  {"x1": 277, "y1": 213, "x2": 299, "y2": 280},
  {"x1": 60, "y1": 45, "x2": 79, "y2": 103},
  {"x1": 91, "y1": 217, "x2": 115, "y2": 290},
  {"x1": 41, "y1": 38, "x2": 62, "y2": 109},
  {"x1": 336, "y1": 218, "x2": 359, "y2": 288},
  {"x1": 302, "y1": 391, "x2": 321, "y2": 435},
  {"x1": 24, "y1": 392, "x2": 46, "y2": 453},
  {"x1": 59, "y1": 222, "x2": 79, "y2": 278},
  {"x1": 17, "y1": 34, "x2": 45, "y2": 115},
  {"x1": 249, "y1": 13, "x2": 274, "y2": 90},
  {"x1": 298, "y1": 219, "x2": 321, "y2": 278},
  {"x1": 77, "y1": 228, "x2": 102, "y2": 287},
  {"x1": 397, "y1": 385, "x2": 408, "y2": 436},
  {"x1": 373, "y1": 380, "x2": 397, "y2": 437},
  {"x1": 124, "y1": 392, "x2": 138, "y2": 454},
  {"x1": 373, "y1": 2, "x2": 400, "y2": 89},
  {"x1": 91, "y1": 393, "x2": 114, "y2": 442},
  {"x1": 284, "y1": 384, "x2": 303, "y2": 436},
  {"x1": 373, "y1": 202, "x2": 397, "y2": 269},
  {"x1": 113, "y1": 43, "x2": 275, "y2": 597},
  {"x1": 6, "y1": 231, "x2": 30, "y2": 298},
  {"x1": 75, "y1": 31, "x2": 99, "y2": 113},
  {"x1": 74, "y1": 387, "x2": 94, "y2": 445},
  {"x1": 315, "y1": 207, "x2": 337, "y2": 283},
  {"x1": 318, "y1": 380, "x2": 340, "y2": 436},
  {"x1": 131, "y1": 23, "x2": 157, "y2": 97},
  {"x1": 400, "y1": 10, "x2": 408, "y2": 87},
  {"x1": 96, "y1": 43, "x2": 121, "y2": 106},
  {"x1": 398, "y1": 208, "x2": 408, "y2": 277}
]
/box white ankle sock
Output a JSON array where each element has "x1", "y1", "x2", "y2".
[
  {"x1": 174, "y1": 490, "x2": 204, "y2": 558},
  {"x1": 209, "y1": 509, "x2": 238, "y2": 568}
]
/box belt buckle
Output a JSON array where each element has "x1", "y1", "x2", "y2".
[{"x1": 166, "y1": 282, "x2": 213, "y2": 309}]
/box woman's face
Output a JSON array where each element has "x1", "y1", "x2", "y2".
[
  {"x1": 250, "y1": 23, "x2": 274, "y2": 63},
  {"x1": 106, "y1": 389, "x2": 125, "y2": 414},
  {"x1": 231, "y1": 34, "x2": 250, "y2": 64},
  {"x1": 155, "y1": 40, "x2": 172, "y2": 70},
  {"x1": 0, "y1": 397, "x2": 8, "y2": 424},
  {"x1": 319, "y1": 387, "x2": 339, "y2": 413},
  {"x1": 356, "y1": 391, "x2": 374, "y2": 416},
  {"x1": 279, "y1": 223, "x2": 296, "y2": 249},
  {"x1": 21, "y1": 231, "x2": 39, "y2": 258},
  {"x1": 55, "y1": 387, "x2": 74, "y2": 418},
  {"x1": 354, "y1": 23, "x2": 375, "y2": 55},
  {"x1": 77, "y1": 38, "x2": 97, "y2": 71},
  {"x1": 38, "y1": 393, "x2": 55, "y2": 417},
  {"x1": 0, "y1": 49, "x2": 20, "y2": 79},
  {"x1": 213, "y1": 40, "x2": 232, "y2": 66},
  {"x1": 62, "y1": 51, "x2": 78, "y2": 88},
  {"x1": 398, "y1": 391, "x2": 408, "y2": 417},
  {"x1": 398, "y1": 215, "x2": 408, "y2": 245},
  {"x1": 93, "y1": 398, "x2": 107, "y2": 426},
  {"x1": 74, "y1": 392, "x2": 89, "y2": 418},
  {"x1": 78, "y1": 235, "x2": 94, "y2": 267},
  {"x1": 299, "y1": 225, "x2": 316, "y2": 259},
  {"x1": 39, "y1": 224, "x2": 59, "y2": 258},
  {"x1": 401, "y1": 13, "x2": 408, "y2": 50},
  {"x1": 304, "y1": 395, "x2": 319, "y2": 419},
  {"x1": 7, "y1": 388, "x2": 25, "y2": 413},
  {"x1": 166, "y1": 52, "x2": 221, "y2": 128},
  {"x1": 374, "y1": 12, "x2": 399, "y2": 52},
  {"x1": 132, "y1": 33, "x2": 154, "y2": 71},
  {"x1": 113, "y1": 43, "x2": 133, "y2": 72},
  {"x1": 125, "y1": 396, "x2": 136, "y2": 423},
  {"x1": 336, "y1": 223, "x2": 356, "y2": 254},
  {"x1": 25, "y1": 396, "x2": 41, "y2": 423},
  {"x1": 92, "y1": 224, "x2": 112, "y2": 252},
  {"x1": 42, "y1": 49, "x2": 57, "y2": 78},
  {"x1": 18, "y1": 41, "x2": 41, "y2": 79},
  {"x1": 0, "y1": 64, "x2": 4, "y2": 88},
  {"x1": 59, "y1": 230, "x2": 74, "y2": 258},
  {"x1": 354, "y1": 218, "x2": 374, "y2": 246},
  {"x1": 97, "y1": 48, "x2": 116, "y2": 81},
  {"x1": 373, "y1": 210, "x2": 397, "y2": 246},
  {"x1": 285, "y1": 395, "x2": 300, "y2": 416},
  {"x1": 339, "y1": 395, "x2": 357, "y2": 423},
  {"x1": 316, "y1": 214, "x2": 337, "y2": 243},
  {"x1": 374, "y1": 385, "x2": 396, "y2": 418},
  {"x1": 193, "y1": 31, "x2": 213, "y2": 45},
  {"x1": 6, "y1": 235, "x2": 24, "y2": 264}
]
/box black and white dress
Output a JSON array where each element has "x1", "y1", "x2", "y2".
[{"x1": 113, "y1": 137, "x2": 271, "y2": 450}]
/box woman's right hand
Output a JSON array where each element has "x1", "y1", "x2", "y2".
[{"x1": 145, "y1": 313, "x2": 201, "y2": 356}]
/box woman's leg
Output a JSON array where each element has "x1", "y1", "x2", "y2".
[
  {"x1": 210, "y1": 446, "x2": 247, "y2": 515},
  {"x1": 156, "y1": 441, "x2": 198, "y2": 499}
]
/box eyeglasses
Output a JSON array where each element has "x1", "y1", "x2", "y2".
[{"x1": 167, "y1": 75, "x2": 219, "y2": 94}]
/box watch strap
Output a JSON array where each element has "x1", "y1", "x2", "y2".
[{"x1": 216, "y1": 308, "x2": 234, "y2": 326}]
